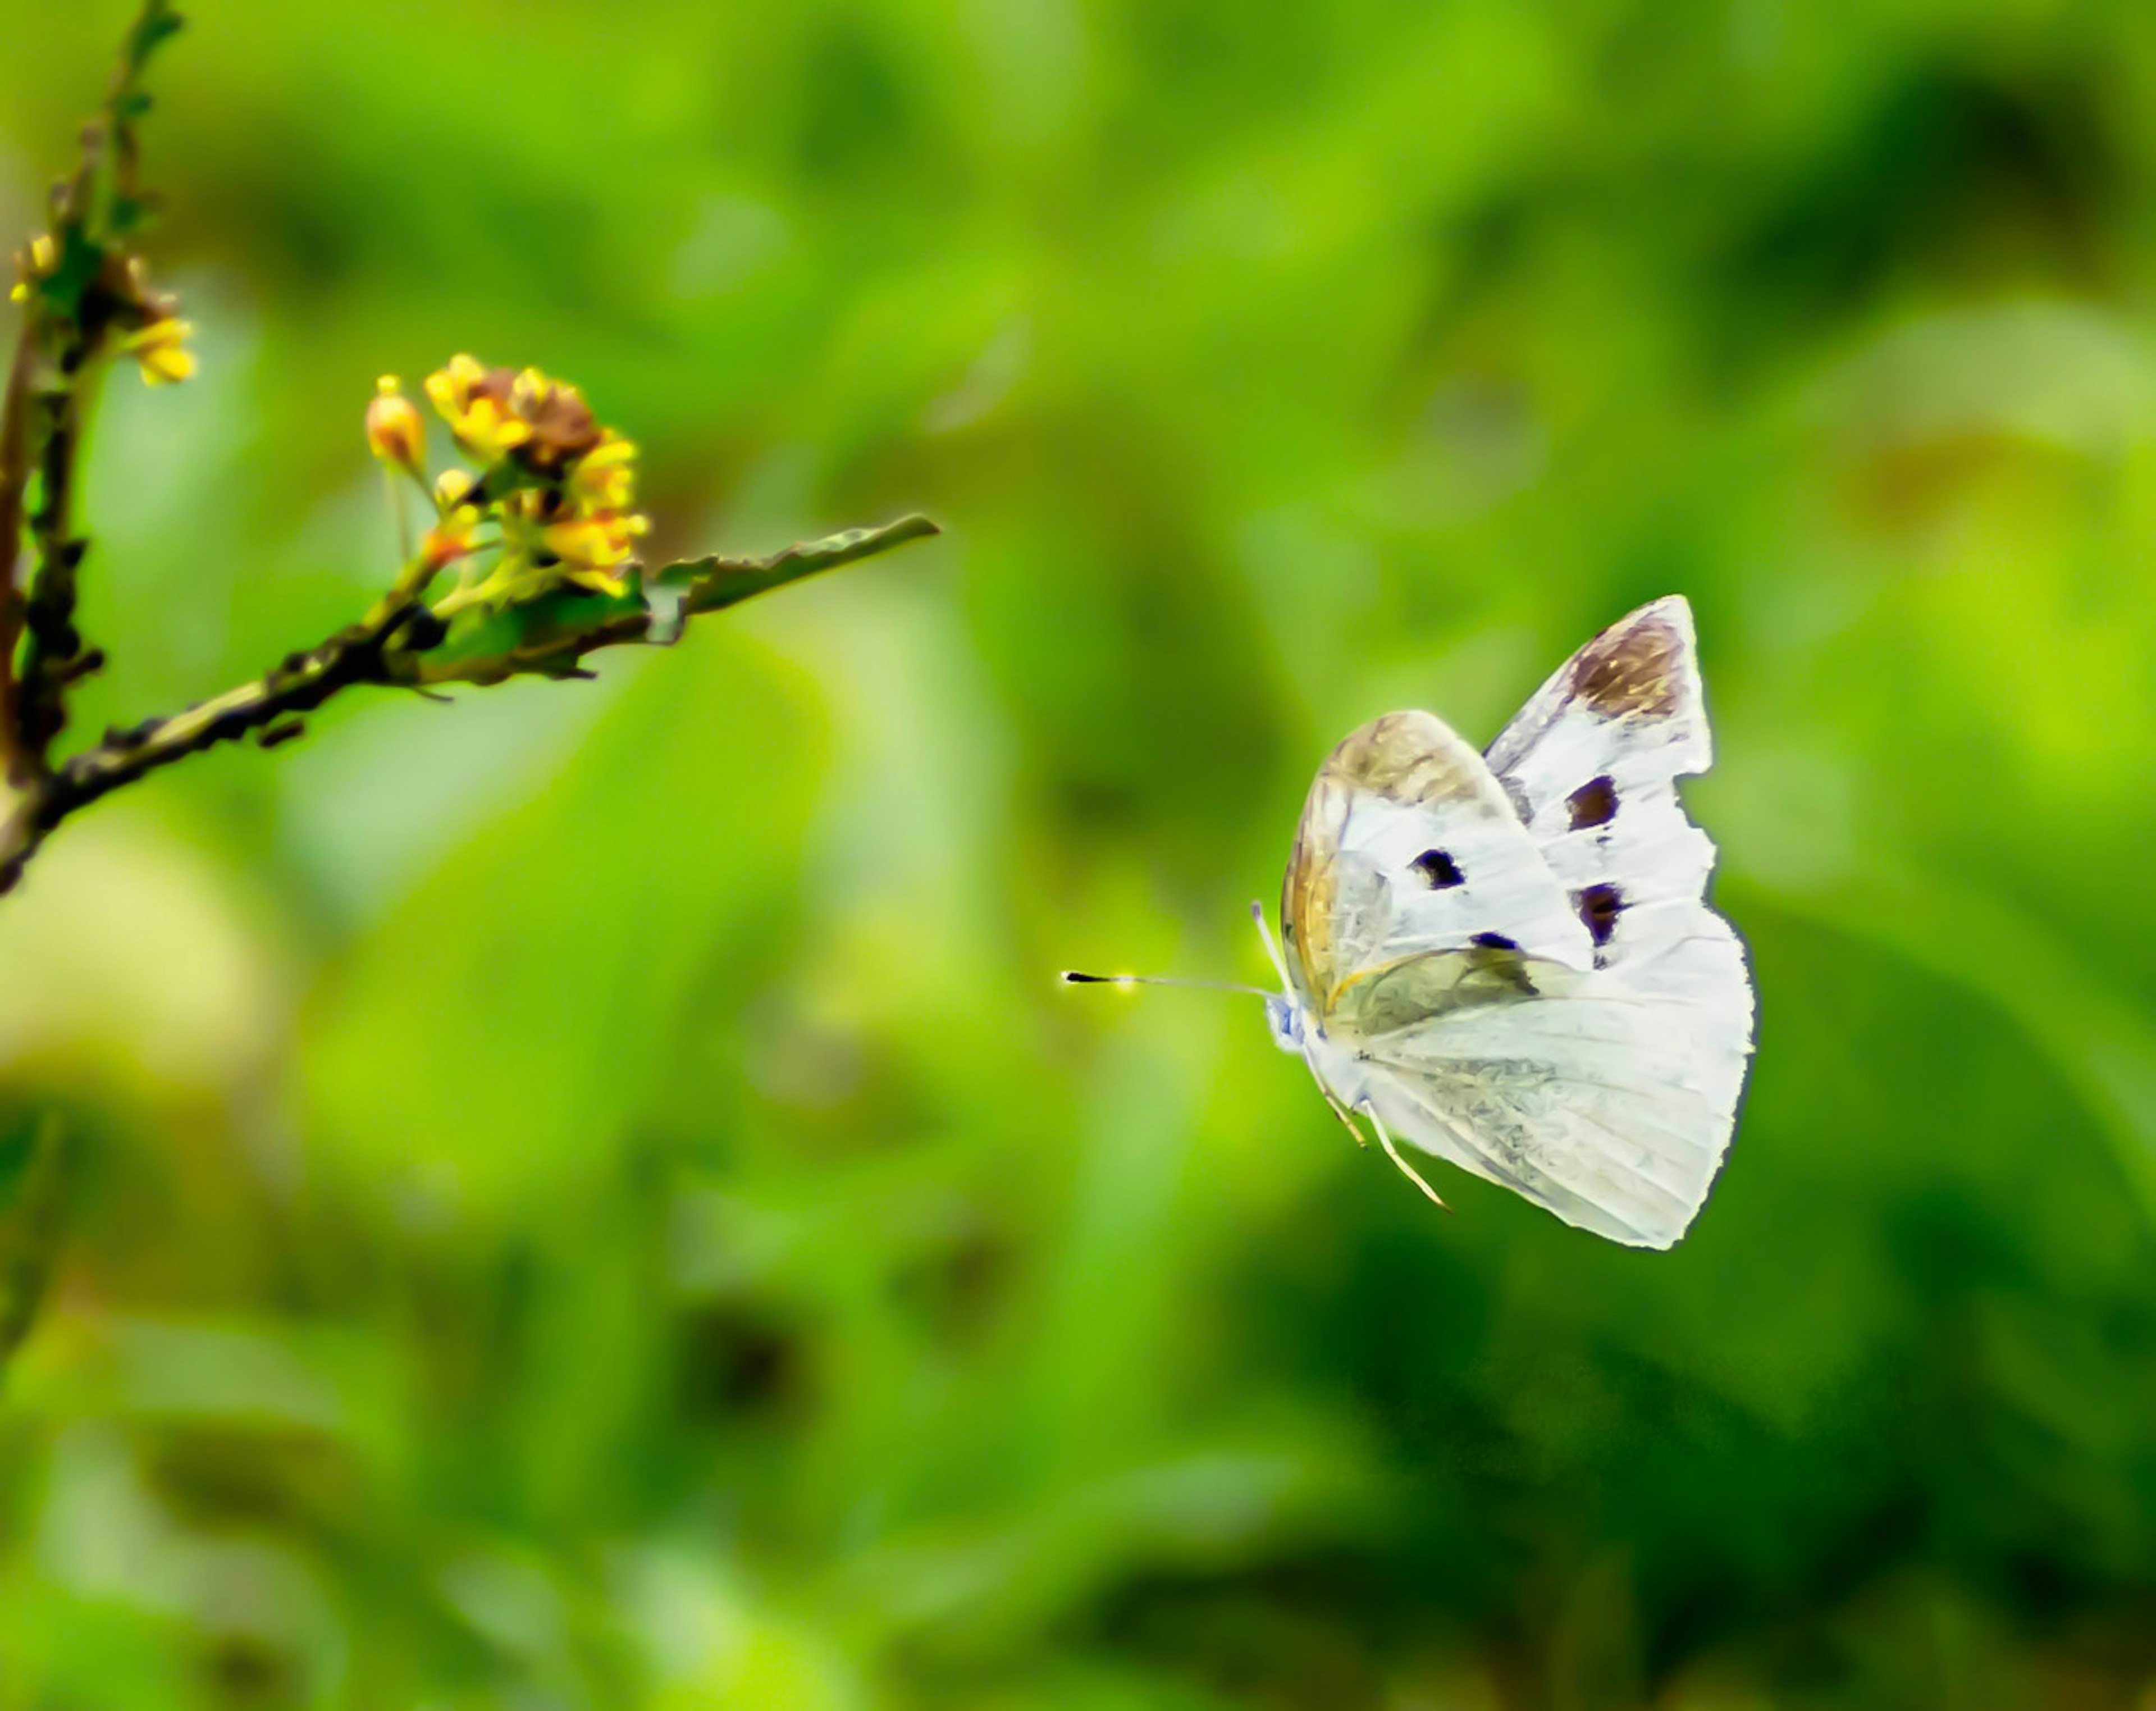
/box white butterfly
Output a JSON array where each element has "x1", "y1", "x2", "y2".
[{"x1": 1246, "y1": 595, "x2": 1753, "y2": 1248}]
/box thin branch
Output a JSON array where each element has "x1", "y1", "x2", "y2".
[
  {"x1": 16, "y1": 384, "x2": 94, "y2": 759},
  {"x1": 1, "y1": 0, "x2": 185, "y2": 786},
  {"x1": 0, "y1": 514, "x2": 938, "y2": 895},
  {"x1": 0, "y1": 336, "x2": 32, "y2": 787}
]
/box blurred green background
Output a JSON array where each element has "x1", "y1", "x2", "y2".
[{"x1": 4, "y1": 0, "x2": 2156, "y2": 1705}]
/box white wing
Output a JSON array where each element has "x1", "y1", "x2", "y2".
[{"x1": 1285, "y1": 596, "x2": 1753, "y2": 1249}]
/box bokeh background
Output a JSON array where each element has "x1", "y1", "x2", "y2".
[{"x1": 4, "y1": 1, "x2": 2156, "y2": 1705}]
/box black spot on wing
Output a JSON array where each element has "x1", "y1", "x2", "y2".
[
  {"x1": 1567, "y1": 774, "x2": 1616, "y2": 830},
  {"x1": 1410, "y1": 848, "x2": 1464, "y2": 888},
  {"x1": 1575, "y1": 882, "x2": 1622, "y2": 947},
  {"x1": 1470, "y1": 932, "x2": 1519, "y2": 951}
]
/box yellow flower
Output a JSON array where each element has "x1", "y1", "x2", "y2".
[
  {"x1": 423, "y1": 353, "x2": 484, "y2": 414},
  {"x1": 425, "y1": 353, "x2": 530, "y2": 462},
  {"x1": 541, "y1": 510, "x2": 649, "y2": 595},
  {"x1": 131, "y1": 317, "x2": 196, "y2": 386},
  {"x1": 364, "y1": 376, "x2": 427, "y2": 478},
  {"x1": 567, "y1": 434, "x2": 638, "y2": 512}
]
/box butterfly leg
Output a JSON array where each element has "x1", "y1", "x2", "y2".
[
  {"x1": 1359, "y1": 1099, "x2": 1451, "y2": 1212},
  {"x1": 1321, "y1": 1088, "x2": 1369, "y2": 1149}
]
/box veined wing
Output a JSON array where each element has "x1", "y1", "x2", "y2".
[{"x1": 1355, "y1": 975, "x2": 1746, "y2": 1248}]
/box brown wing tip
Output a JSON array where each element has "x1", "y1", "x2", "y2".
[{"x1": 1567, "y1": 595, "x2": 1695, "y2": 718}]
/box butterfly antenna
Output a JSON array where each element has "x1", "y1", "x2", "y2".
[
  {"x1": 1361, "y1": 1102, "x2": 1451, "y2": 1212},
  {"x1": 1061, "y1": 971, "x2": 1273, "y2": 997},
  {"x1": 1249, "y1": 900, "x2": 1292, "y2": 989}
]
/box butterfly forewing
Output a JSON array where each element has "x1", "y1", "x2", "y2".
[
  {"x1": 1484, "y1": 596, "x2": 1720, "y2": 970},
  {"x1": 1281, "y1": 710, "x2": 1593, "y2": 1009}
]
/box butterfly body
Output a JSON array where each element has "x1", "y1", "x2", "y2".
[
  {"x1": 1269, "y1": 596, "x2": 1753, "y2": 1249},
  {"x1": 1264, "y1": 990, "x2": 1374, "y2": 1112}
]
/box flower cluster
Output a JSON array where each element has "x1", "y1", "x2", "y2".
[{"x1": 366, "y1": 355, "x2": 649, "y2": 604}]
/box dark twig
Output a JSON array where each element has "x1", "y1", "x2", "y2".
[
  {"x1": 0, "y1": 339, "x2": 32, "y2": 786},
  {"x1": 2, "y1": 0, "x2": 185, "y2": 785}
]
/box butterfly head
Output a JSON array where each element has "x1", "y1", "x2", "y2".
[{"x1": 1263, "y1": 991, "x2": 1307, "y2": 1055}]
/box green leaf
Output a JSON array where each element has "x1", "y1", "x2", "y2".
[
  {"x1": 122, "y1": 2, "x2": 185, "y2": 78},
  {"x1": 402, "y1": 517, "x2": 938, "y2": 689},
  {"x1": 657, "y1": 513, "x2": 941, "y2": 618},
  {"x1": 414, "y1": 581, "x2": 645, "y2": 679}
]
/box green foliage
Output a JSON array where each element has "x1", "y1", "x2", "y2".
[
  {"x1": 4, "y1": 0, "x2": 2156, "y2": 1707},
  {"x1": 0, "y1": 1114, "x2": 65, "y2": 1372}
]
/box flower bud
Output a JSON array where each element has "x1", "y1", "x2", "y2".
[
  {"x1": 365, "y1": 376, "x2": 427, "y2": 477},
  {"x1": 421, "y1": 514, "x2": 478, "y2": 572}
]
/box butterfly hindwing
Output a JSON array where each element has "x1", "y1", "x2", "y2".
[{"x1": 1356, "y1": 983, "x2": 1743, "y2": 1247}]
